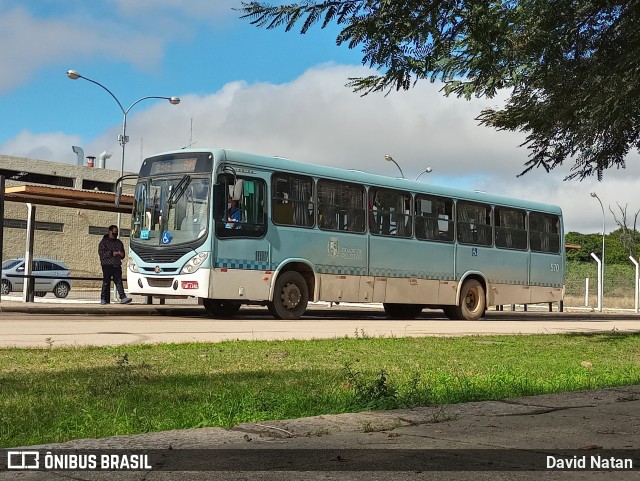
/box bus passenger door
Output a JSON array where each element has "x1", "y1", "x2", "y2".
[{"x1": 211, "y1": 176, "x2": 272, "y2": 301}]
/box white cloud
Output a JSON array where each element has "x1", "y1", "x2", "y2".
[
  {"x1": 3, "y1": 63, "x2": 637, "y2": 234},
  {"x1": 0, "y1": 130, "x2": 81, "y2": 163},
  {"x1": 0, "y1": 6, "x2": 176, "y2": 94}
]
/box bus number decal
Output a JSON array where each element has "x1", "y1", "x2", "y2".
[{"x1": 550, "y1": 263, "x2": 560, "y2": 272}]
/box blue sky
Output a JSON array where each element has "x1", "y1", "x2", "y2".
[{"x1": 1, "y1": 0, "x2": 638, "y2": 233}]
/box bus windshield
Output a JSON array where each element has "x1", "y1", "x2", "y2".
[{"x1": 130, "y1": 176, "x2": 211, "y2": 245}]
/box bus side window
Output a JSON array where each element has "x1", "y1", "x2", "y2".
[
  {"x1": 272, "y1": 173, "x2": 314, "y2": 227},
  {"x1": 495, "y1": 207, "x2": 527, "y2": 250},
  {"x1": 457, "y1": 201, "x2": 491, "y2": 246},
  {"x1": 216, "y1": 177, "x2": 267, "y2": 238},
  {"x1": 318, "y1": 179, "x2": 364, "y2": 233},
  {"x1": 530, "y1": 212, "x2": 560, "y2": 253},
  {"x1": 415, "y1": 194, "x2": 453, "y2": 242},
  {"x1": 369, "y1": 188, "x2": 410, "y2": 237}
]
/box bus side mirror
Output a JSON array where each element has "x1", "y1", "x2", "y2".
[
  {"x1": 114, "y1": 174, "x2": 140, "y2": 208},
  {"x1": 213, "y1": 184, "x2": 226, "y2": 217},
  {"x1": 217, "y1": 172, "x2": 235, "y2": 185}
]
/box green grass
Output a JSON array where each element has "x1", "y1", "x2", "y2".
[{"x1": 2, "y1": 333, "x2": 640, "y2": 448}]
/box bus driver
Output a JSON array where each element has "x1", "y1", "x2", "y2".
[{"x1": 225, "y1": 196, "x2": 242, "y2": 229}]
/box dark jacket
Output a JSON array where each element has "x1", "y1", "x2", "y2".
[{"x1": 98, "y1": 234, "x2": 125, "y2": 266}]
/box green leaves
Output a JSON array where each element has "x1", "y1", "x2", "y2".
[{"x1": 240, "y1": 0, "x2": 640, "y2": 180}]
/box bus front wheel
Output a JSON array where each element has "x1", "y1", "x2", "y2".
[
  {"x1": 269, "y1": 271, "x2": 309, "y2": 320},
  {"x1": 448, "y1": 279, "x2": 486, "y2": 320},
  {"x1": 203, "y1": 299, "x2": 241, "y2": 318}
]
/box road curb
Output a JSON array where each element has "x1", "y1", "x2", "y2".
[{"x1": 0, "y1": 303, "x2": 204, "y2": 316}]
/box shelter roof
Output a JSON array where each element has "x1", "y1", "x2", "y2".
[{"x1": 4, "y1": 185, "x2": 133, "y2": 213}]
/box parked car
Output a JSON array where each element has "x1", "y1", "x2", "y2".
[{"x1": 1, "y1": 258, "x2": 72, "y2": 298}]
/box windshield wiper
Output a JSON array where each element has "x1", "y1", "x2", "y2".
[{"x1": 168, "y1": 175, "x2": 191, "y2": 206}]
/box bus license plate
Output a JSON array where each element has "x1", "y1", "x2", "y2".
[{"x1": 181, "y1": 281, "x2": 199, "y2": 289}]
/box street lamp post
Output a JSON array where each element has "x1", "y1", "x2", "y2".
[
  {"x1": 383, "y1": 154, "x2": 405, "y2": 179},
  {"x1": 414, "y1": 167, "x2": 433, "y2": 181},
  {"x1": 66, "y1": 69, "x2": 180, "y2": 230},
  {"x1": 590, "y1": 192, "x2": 605, "y2": 311}
]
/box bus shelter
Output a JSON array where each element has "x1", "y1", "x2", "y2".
[{"x1": 0, "y1": 177, "x2": 133, "y2": 302}]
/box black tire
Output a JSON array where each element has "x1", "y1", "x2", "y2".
[
  {"x1": 383, "y1": 303, "x2": 424, "y2": 319},
  {"x1": 203, "y1": 299, "x2": 241, "y2": 318},
  {"x1": 35, "y1": 291, "x2": 47, "y2": 297},
  {"x1": 442, "y1": 305, "x2": 459, "y2": 320},
  {"x1": 270, "y1": 271, "x2": 309, "y2": 320},
  {"x1": 402, "y1": 304, "x2": 424, "y2": 319},
  {"x1": 53, "y1": 282, "x2": 70, "y2": 298},
  {"x1": 383, "y1": 303, "x2": 403, "y2": 318},
  {"x1": 449, "y1": 279, "x2": 486, "y2": 320},
  {"x1": 1, "y1": 280, "x2": 11, "y2": 296}
]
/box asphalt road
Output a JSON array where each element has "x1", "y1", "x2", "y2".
[{"x1": 0, "y1": 302, "x2": 639, "y2": 348}]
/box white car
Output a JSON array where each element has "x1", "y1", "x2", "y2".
[{"x1": 1, "y1": 258, "x2": 72, "y2": 298}]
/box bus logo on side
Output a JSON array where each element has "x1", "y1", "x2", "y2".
[{"x1": 328, "y1": 239, "x2": 339, "y2": 257}]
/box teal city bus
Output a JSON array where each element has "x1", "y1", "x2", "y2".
[{"x1": 124, "y1": 148, "x2": 564, "y2": 320}]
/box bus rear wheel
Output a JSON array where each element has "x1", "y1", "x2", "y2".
[
  {"x1": 448, "y1": 279, "x2": 486, "y2": 320},
  {"x1": 203, "y1": 299, "x2": 241, "y2": 318},
  {"x1": 269, "y1": 271, "x2": 309, "y2": 320}
]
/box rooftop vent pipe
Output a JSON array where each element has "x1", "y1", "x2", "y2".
[
  {"x1": 72, "y1": 146, "x2": 84, "y2": 166},
  {"x1": 97, "y1": 151, "x2": 111, "y2": 169}
]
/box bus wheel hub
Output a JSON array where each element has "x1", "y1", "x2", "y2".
[{"x1": 282, "y1": 283, "x2": 300, "y2": 309}]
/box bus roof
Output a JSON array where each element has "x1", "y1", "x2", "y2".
[{"x1": 154, "y1": 147, "x2": 563, "y2": 216}]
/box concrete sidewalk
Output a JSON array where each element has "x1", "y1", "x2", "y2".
[{"x1": 2, "y1": 385, "x2": 639, "y2": 480}]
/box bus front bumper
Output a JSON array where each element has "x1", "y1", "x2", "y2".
[{"x1": 127, "y1": 268, "x2": 210, "y2": 298}]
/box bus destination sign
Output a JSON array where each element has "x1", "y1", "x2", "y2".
[{"x1": 150, "y1": 158, "x2": 198, "y2": 175}]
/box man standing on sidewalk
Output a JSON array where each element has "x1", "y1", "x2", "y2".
[{"x1": 98, "y1": 225, "x2": 132, "y2": 305}]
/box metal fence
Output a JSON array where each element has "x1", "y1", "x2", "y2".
[{"x1": 565, "y1": 261, "x2": 639, "y2": 310}]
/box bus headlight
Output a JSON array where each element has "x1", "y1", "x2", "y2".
[
  {"x1": 128, "y1": 258, "x2": 139, "y2": 273},
  {"x1": 182, "y1": 252, "x2": 208, "y2": 274}
]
